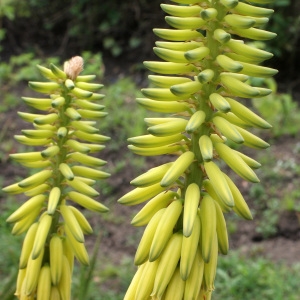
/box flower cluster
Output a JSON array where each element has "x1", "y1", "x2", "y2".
[
  {"x1": 119, "y1": 1, "x2": 277, "y2": 299},
  {"x1": 3, "y1": 56, "x2": 110, "y2": 299}
]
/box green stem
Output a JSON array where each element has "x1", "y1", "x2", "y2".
[
  {"x1": 180, "y1": 3, "x2": 227, "y2": 227},
  {"x1": 45, "y1": 86, "x2": 73, "y2": 261}
]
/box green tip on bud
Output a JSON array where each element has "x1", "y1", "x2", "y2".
[{"x1": 200, "y1": 8, "x2": 218, "y2": 21}]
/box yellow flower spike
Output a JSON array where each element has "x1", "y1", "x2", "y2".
[
  {"x1": 121, "y1": 1, "x2": 276, "y2": 297},
  {"x1": 3, "y1": 56, "x2": 110, "y2": 298}
]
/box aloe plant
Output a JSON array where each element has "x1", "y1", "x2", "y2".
[
  {"x1": 119, "y1": 1, "x2": 277, "y2": 299},
  {"x1": 3, "y1": 56, "x2": 110, "y2": 299}
]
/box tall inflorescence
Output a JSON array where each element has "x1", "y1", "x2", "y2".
[
  {"x1": 3, "y1": 56, "x2": 110, "y2": 299},
  {"x1": 119, "y1": 0, "x2": 277, "y2": 299}
]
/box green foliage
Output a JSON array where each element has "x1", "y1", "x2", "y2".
[
  {"x1": 0, "y1": 197, "x2": 23, "y2": 300},
  {"x1": 102, "y1": 78, "x2": 146, "y2": 149},
  {"x1": 72, "y1": 235, "x2": 101, "y2": 300},
  {"x1": 251, "y1": 78, "x2": 300, "y2": 137},
  {"x1": 0, "y1": 1, "x2": 161, "y2": 58},
  {"x1": 283, "y1": 189, "x2": 300, "y2": 213},
  {"x1": 72, "y1": 256, "x2": 134, "y2": 300},
  {"x1": 215, "y1": 252, "x2": 300, "y2": 300},
  {"x1": 253, "y1": 92, "x2": 300, "y2": 137},
  {"x1": 0, "y1": 0, "x2": 31, "y2": 52},
  {"x1": 267, "y1": 0, "x2": 298, "y2": 58}
]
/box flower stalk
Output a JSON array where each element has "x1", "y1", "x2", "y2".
[
  {"x1": 120, "y1": 0, "x2": 277, "y2": 299},
  {"x1": 3, "y1": 56, "x2": 110, "y2": 299}
]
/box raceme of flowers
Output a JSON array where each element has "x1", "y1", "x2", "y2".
[
  {"x1": 119, "y1": 0, "x2": 277, "y2": 299},
  {"x1": 3, "y1": 56, "x2": 110, "y2": 299}
]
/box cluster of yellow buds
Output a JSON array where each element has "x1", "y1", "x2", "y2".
[
  {"x1": 3, "y1": 56, "x2": 110, "y2": 299},
  {"x1": 119, "y1": 0, "x2": 277, "y2": 299}
]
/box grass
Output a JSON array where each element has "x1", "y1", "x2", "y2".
[
  {"x1": 0, "y1": 197, "x2": 23, "y2": 300},
  {"x1": 215, "y1": 251, "x2": 300, "y2": 300},
  {"x1": 101, "y1": 77, "x2": 146, "y2": 149}
]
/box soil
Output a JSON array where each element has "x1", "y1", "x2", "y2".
[{"x1": 0, "y1": 69, "x2": 300, "y2": 273}]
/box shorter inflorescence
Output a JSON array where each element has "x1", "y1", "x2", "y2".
[{"x1": 3, "y1": 56, "x2": 110, "y2": 300}]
